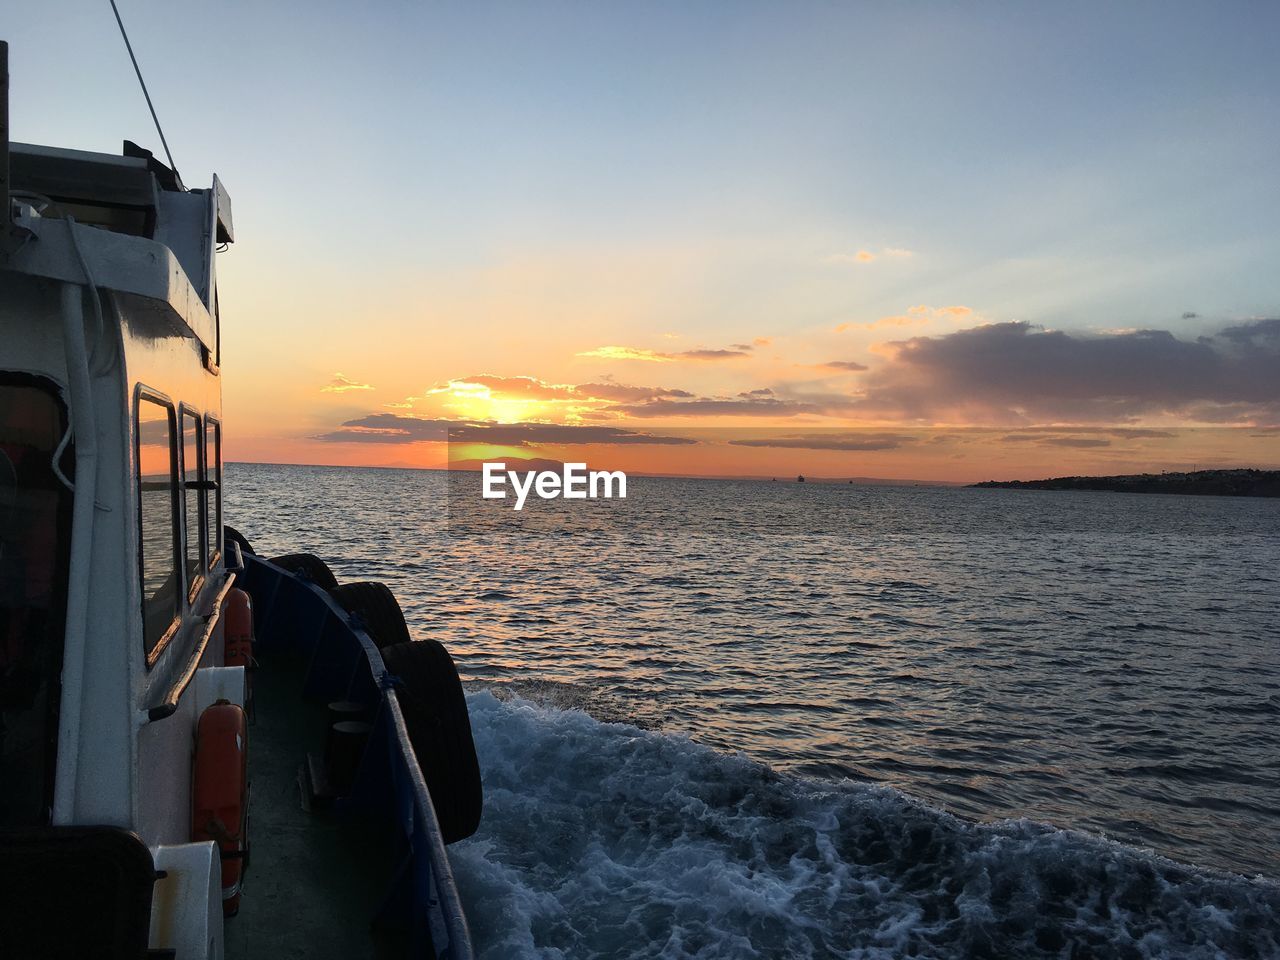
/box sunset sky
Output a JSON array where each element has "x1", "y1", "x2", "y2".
[{"x1": 8, "y1": 2, "x2": 1279, "y2": 480}]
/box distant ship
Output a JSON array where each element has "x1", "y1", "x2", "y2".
[{"x1": 797, "y1": 474, "x2": 806, "y2": 483}]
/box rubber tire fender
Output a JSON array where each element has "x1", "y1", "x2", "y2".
[
  {"x1": 224, "y1": 525, "x2": 256, "y2": 556},
  {"x1": 268, "y1": 553, "x2": 339, "y2": 592},
  {"x1": 381, "y1": 640, "x2": 482, "y2": 844},
  {"x1": 330, "y1": 581, "x2": 411, "y2": 649}
]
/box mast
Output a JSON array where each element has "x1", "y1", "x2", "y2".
[{"x1": 0, "y1": 41, "x2": 34, "y2": 258}]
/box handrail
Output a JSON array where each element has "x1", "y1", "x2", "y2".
[
  {"x1": 243, "y1": 554, "x2": 474, "y2": 959},
  {"x1": 330, "y1": 602, "x2": 474, "y2": 956},
  {"x1": 383, "y1": 687, "x2": 474, "y2": 956},
  {"x1": 145, "y1": 571, "x2": 236, "y2": 722}
]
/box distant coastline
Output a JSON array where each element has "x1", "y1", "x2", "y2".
[
  {"x1": 228, "y1": 461, "x2": 962, "y2": 486},
  {"x1": 971, "y1": 468, "x2": 1280, "y2": 498}
]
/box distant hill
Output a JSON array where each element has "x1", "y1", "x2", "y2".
[
  {"x1": 627, "y1": 473, "x2": 962, "y2": 486},
  {"x1": 799, "y1": 475, "x2": 963, "y2": 487},
  {"x1": 971, "y1": 469, "x2": 1280, "y2": 497},
  {"x1": 450, "y1": 457, "x2": 566, "y2": 474}
]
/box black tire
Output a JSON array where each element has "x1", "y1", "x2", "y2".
[
  {"x1": 331, "y1": 581, "x2": 411, "y2": 649},
  {"x1": 381, "y1": 640, "x2": 482, "y2": 843},
  {"x1": 268, "y1": 553, "x2": 339, "y2": 591},
  {"x1": 224, "y1": 525, "x2": 255, "y2": 556}
]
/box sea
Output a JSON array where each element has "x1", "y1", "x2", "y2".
[{"x1": 224, "y1": 462, "x2": 1280, "y2": 959}]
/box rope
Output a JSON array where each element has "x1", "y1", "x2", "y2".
[{"x1": 107, "y1": 0, "x2": 183, "y2": 187}]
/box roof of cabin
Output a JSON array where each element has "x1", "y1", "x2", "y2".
[{"x1": 3, "y1": 140, "x2": 232, "y2": 358}]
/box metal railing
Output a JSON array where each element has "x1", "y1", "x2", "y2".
[{"x1": 235, "y1": 549, "x2": 474, "y2": 959}]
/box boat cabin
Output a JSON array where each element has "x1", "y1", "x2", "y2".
[{"x1": 1, "y1": 42, "x2": 241, "y2": 956}]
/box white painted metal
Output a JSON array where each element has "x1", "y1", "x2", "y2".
[
  {"x1": 150, "y1": 841, "x2": 225, "y2": 960},
  {"x1": 7, "y1": 189, "x2": 217, "y2": 350},
  {"x1": 49, "y1": 278, "x2": 95, "y2": 823},
  {"x1": 194, "y1": 665, "x2": 246, "y2": 713},
  {"x1": 2, "y1": 137, "x2": 234, "y2": 958}
]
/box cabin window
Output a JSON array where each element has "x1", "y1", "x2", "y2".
[
  {"x1": 136, "y1": 393, "x2": 180, "y2": 660},
  {"x1": 206, "y1": 419, "x2": 221, "y2": 566},
  {"x1": 181, "y1": 411, "x2": 203, "y2": 598},
  {"x1": 0, "y1": 375, "x2": 73, "y2": 826}
]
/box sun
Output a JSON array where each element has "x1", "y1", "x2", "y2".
[{"x1": 437, "y1": 381, "x2": 547, "y2": 423}]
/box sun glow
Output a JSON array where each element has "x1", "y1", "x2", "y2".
[{"x1": 434, "y1": 381, "x2": 548, "y2": 423}]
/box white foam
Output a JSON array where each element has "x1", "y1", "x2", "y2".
[{"x1": 453, "y1": 691, "x2": 1279, "y2": 959}]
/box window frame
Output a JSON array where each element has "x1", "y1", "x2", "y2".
[
  {"x1": 178, "y1": 405, "x2": 205, "y2": 603},
  {"x1": 0, "y1": 372, "x2": 75, "y2": 825},
  {"x1": 205, "y1": 417, "x2": 222, "y2": 568},
  {"x1": 134, "y1": 385, "x2": 182, "y2": 667}
]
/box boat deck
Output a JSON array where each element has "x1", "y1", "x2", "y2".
[{"x1": 224, "y1": 650, "x2": 405, "y2": 959}]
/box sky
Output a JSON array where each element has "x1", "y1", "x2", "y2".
[{"x1": 7, "y1": 1, "x2": 1280, "y2": 480}]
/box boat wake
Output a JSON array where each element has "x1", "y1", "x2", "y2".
[{"x1": 452, "y1": 690, "x2": 1280, "y2": 960}]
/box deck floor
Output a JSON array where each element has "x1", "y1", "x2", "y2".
[{"x1": 224, "y1": 653, "x2": 404, "y2": 959}]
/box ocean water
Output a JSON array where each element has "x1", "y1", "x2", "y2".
[{"x1": 225, "y1": 463, "x2": 1280, "y2": 958}]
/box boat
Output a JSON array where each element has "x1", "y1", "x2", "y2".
[{"x1": 0, "y1": 39, "x2": 480, "y2": 959}]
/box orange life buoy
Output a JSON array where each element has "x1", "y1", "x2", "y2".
[
  {"x1": 192, "y1": 699, "x2": 248, "y2": 917},
  {"x1": 223, "y1": 588, "x2": 253, "y2": 668}
]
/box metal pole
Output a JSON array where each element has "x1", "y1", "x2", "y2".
[
  {"x1": 0, "y1": 41, "x2": 33, "y2": 257},
  {"x1": 2, "y1": 41, "x2": 13, "y2": 251}
]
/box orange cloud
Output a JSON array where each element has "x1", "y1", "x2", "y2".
[
  {"x1": 836, "y1": 305, "x2": 975, "y2": 332},
  {"x1": 577, "y1": 344, "x2": 753, "y2": 362},
  {"x1": 399, "y1": 374, "x2": 701, "y2": 422},
  {"x1": 577, "y1": 345, "x2": 676, "y2": 362},
  {"x1": 443, "y1": 375, "x2": 577, "y2": 401},
  {"x1": 826, "y1": 250, "x2": 877, "y2": 264},
  {"x1": 321, "y1": 373, "x2": 374, "y2": 393},
  {"x1": 825, "y1": 247, "x2": 915, "y2": 265}
]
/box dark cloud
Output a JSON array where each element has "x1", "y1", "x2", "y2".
[
  {"x1": 676, "y1": 348, "x2": 752, "y2": 360},
  {"x1": 822, "y1": 360, "x2": 869, "y2": 372},
  {"x1": 138, "y1": 417, "x2": 171, "y2": 447},
  {"x1": 738, "y1": 388, "x2": 775, "y2": 398},
  {"x1": 315, "y1": 414, "x2": 695, "y2": 446},
  {"x1": 574, "y1": 382, "x2": 694, "y2": 402},
  {"x1": 856, "y1": 319, "x2": 1280, "y2": 423},
  {"x1": 1105, "y1": 428, "x2": 1176, "y2": 438},
  {"x1": 613, "y1": 397, "x2": 818, "y2": 418},
  {"x1": 1204, "y1": 317, "x2": 1280, "y2": 349},
  {"x1": 1042, "y1": 437, "x2": 1111, "y2": 448},
  {"x1": 999, "y1": 427, "x2": 1174, "y2": 444},
  {"x1": 728, "y1": 432, "x2": 912, "y2": 451}
]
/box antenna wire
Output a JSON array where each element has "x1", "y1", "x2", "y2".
[{"x1": 108, "y1": 0, "x2": 182, "y2": 186}]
